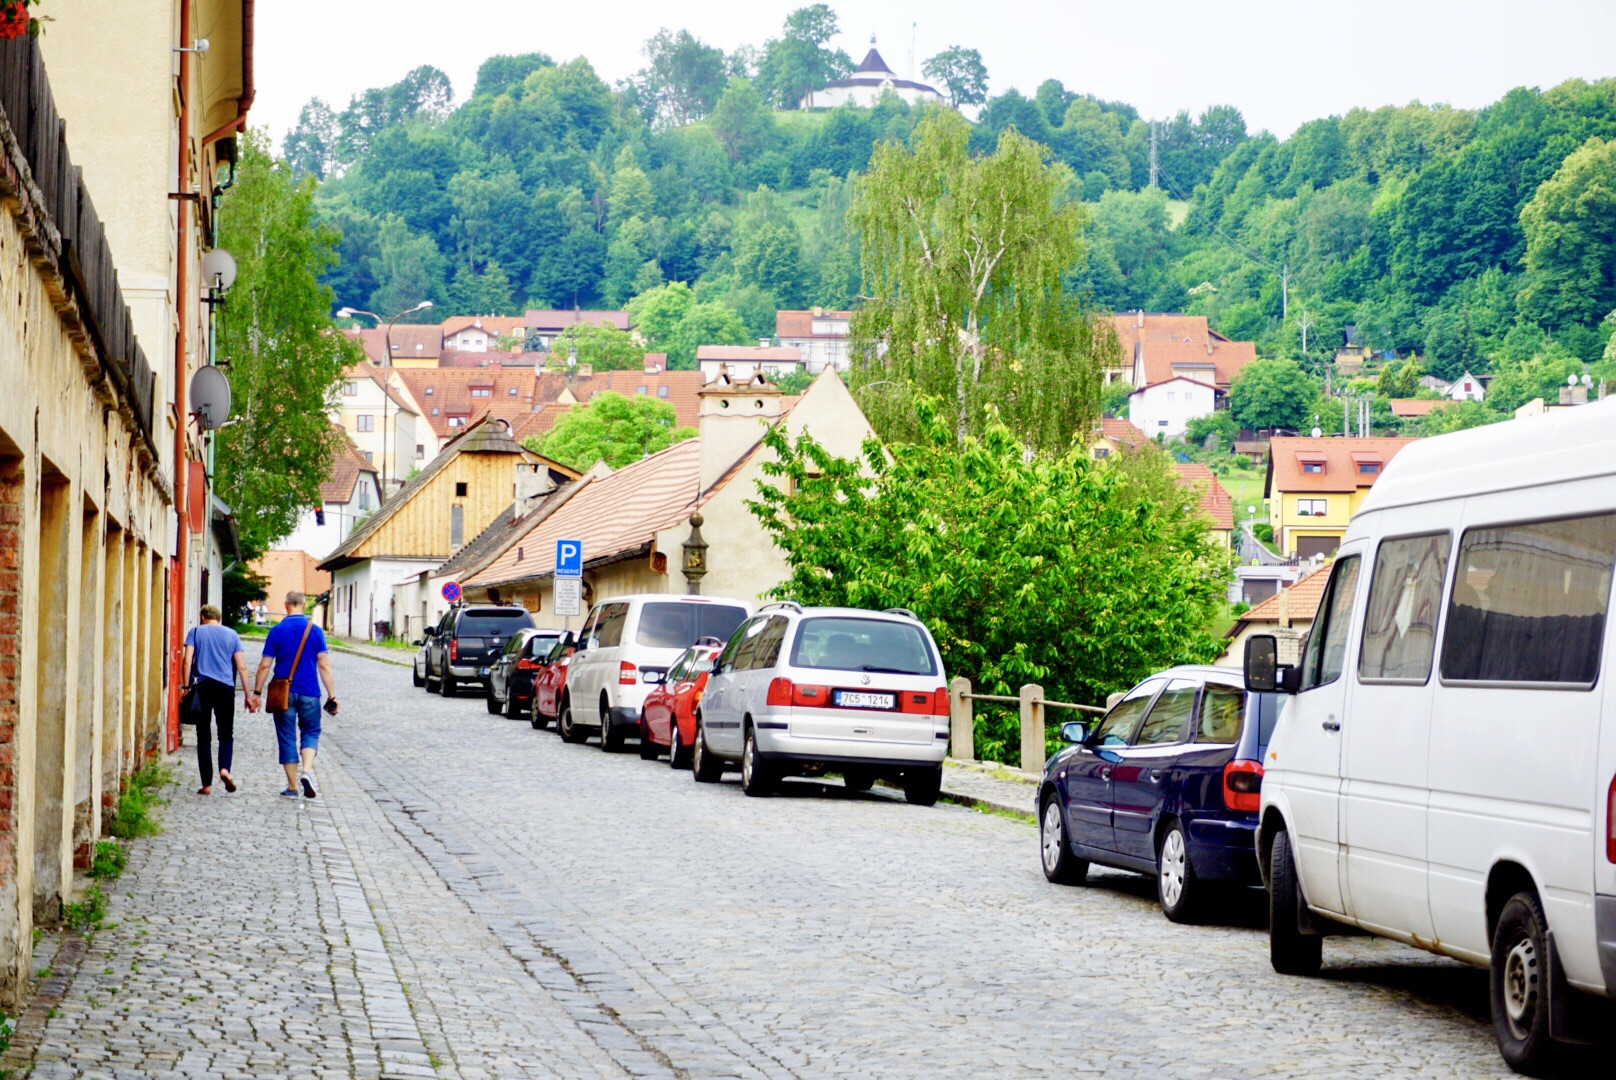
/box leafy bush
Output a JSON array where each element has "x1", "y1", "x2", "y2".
[
  {"x1": 105, "y1": 763, "x2": 171, "y2": 840},
  {"x1": 87, "y1": 841, "x2": 126, "y2": 881}
]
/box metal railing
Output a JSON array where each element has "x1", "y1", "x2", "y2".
[{"x1": 948, "y1": 677, "x2": 1105, "y2": 774}]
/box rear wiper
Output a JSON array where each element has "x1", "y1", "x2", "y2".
[{"x1": 858, "y1": 665, "x2": 917, "y2": 674}]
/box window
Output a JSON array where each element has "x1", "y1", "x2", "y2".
[
  {"x1": 1301, "y1": 555, "x2": 1362, "y2": 690},
  {"x1": 1360, "y1": 533, "x2": 1451, "y2": 682},
  {"x1": 1094, "y1": 447, "x2": 1111, "y2": 460},
  {"x1": 455, "y1": 482, "x2": 468, "y2": 497},
  {"x1": 717, "y1": 618, "x2": 760, "y2": 673},
  {"x1": 1440, "y1": 513, "x2": 1616, "y2": 686},
  {"x1": 415, "y1": 444, "x2": 425, "y2": 460},
  {"x1": 449, "y1": 504, "x2": 463, "y2": 550},
  {"x1": 732, "y1": 616, "x2": 790, "y2": 670},
  {"x1": 1166, "y1": 391, "x2": 1176, "y2": 401},
  {"x1": 635, "y1": 602, "x2": 749, "y2": 649},
  {"x1": 508, "y1": 387, "x2": 518, "y2": 396},
  {"x1": 1297, "y1": 498, "x2": 1327, "y2": 517},
  {"x1": 658, "y1": 386, "x2": 669, "y2": 398},
  {"x1": 789, "y1": 617, "x2": 938, "y2": 675},
  {"x1": 1157, "y1": 420, "x2": 1168, "y2": 427},
  {"x1": 593, "y1": 603, "x2": 630, "y2": 648},
  {"x1": 431, "y1": 407, "x2": 440, "y2": 416},
  {"x1": 457, "y1": 609, "x2": 533, "y2": 636},
  {"x1": 1090, "y1": 680, "x2": 1162, "y2": 746},
  {"x1": 363, "y1": 451, "x2": 373, "y2": 464},
  {"x1": 1302, "y1": 462, "x2": 1324, "y2": 474},
  {"x1": 424, "y1": 386, "x2": 435, "y2": 396},
  {"x1": 1196, "y1": 684, "x2": 1244, "y2": 743},
  {"x1": 1358, "y1": 462, "x2": 1380, "y2": 475},
  {"x1": 343, "y1": 381, "x2": 358, "y2": 396},
  {"x1": 1134, "y1": 679, "x2": 1196, "y2": 745},
  {"x1": 448, "y1": 417, "x2": 463, "y2": 428},
  {"x1": 471, "y1": 387, "x2": 492, "y2": 398},
  {"x1": 356, "y1": 415, "x2": 374, "y2": 432},
  {"x1": 358, "y1": 484, "x2": 371, "y2": 511}
]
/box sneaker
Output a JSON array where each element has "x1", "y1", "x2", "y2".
[
  {"x1": 300, "y1": 770, "x2": 318, "y2": 799},
  {"x1": 279, "y1": 788, "x2": 300, "y2": 798}
]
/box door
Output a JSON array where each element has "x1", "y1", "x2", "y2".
[
  {"x1": 1341, "y1": 529, "x2": 1450, "y2": 937},
  {"x1": 1064, "y1": 680, "x2": 1162, "y2": 851},
  {"x1": 567, "y1": 607, "x2": 605, "y2": 723},
  {"x1": 1274, "y1": 549, "x2": 1364, "y2": 917},
  {"x1": 703, "y1": 616, "x2": 763, "y2": 755},
  {"x1": 1112, "y1": 678, "x2": 1199, "y2": 862},
  {"x1": 492, "y1": 633, "x2": 522, "y2": 699}
]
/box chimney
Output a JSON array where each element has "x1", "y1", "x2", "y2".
[
  {"x1": 759, "y1": 338, "x2": 770, "y2": 348},
  {"x1": 1136, "y1": 310, "x2": 1144, "y2": 329},
  {"x1": 697, "y1": 372, "x2": 784, "y2": 491},
  {"x1": 514, "y1": 461, "x2": 554, "y2": 513},
  {"x1": 1278, "y1": 588, "x2": 1290, "y2": 629}
]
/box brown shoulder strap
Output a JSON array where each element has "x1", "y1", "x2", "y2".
[{"x1": 288, "y1": 619, "x2": 315, "y2": 681}]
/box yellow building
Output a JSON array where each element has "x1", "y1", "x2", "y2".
[{"x1": 1265, "y1": 436, "x2": 1416, "y2": 558}]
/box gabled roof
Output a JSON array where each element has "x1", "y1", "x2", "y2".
[
  {"x1": 467, "y1": 438, "x2": 702, "y2": 588},
  {"x1": 385, "y1": 324, "x2": 443, "y2": 360},
  {"x1": 776, "y1": 309, "x2": 853, "y2": 338},
  {"x1": 345, "y1": 361, "x2": 418, "y2": 413},
  {"x1": 1229, "y1": 562, "x2": 1333, "y2": 635},
  {"x1": 1094, "y1": 417, "x2": 1149, "y2": 449},
  {"x1": 318, "y1": 417, "x2": 571, "y2": 571},
  {"x1": 696, "y1": 346, "x2": 803, "y2": 363},
  {"x1": 1111, "y1": 313, "x2": 1222, "y2": 350},
  {"x1": 253, "y1": 550, "x2": 332, "y2": 613},
  {"x1": 535, "y1": 369, "x2": 705, "y2": 430},
  {"x1": 1267, "y1": 436, "x2": 1417, "y2": 495},
  {"x1": 1135, "y1": 339, "x2": 1256, "y2": 389},
  {"x1": 1129, "y1": 373, "x2": 1221, "y2": 394},
  {"x1": 1390, "y1": 399, "x2": 1443, "y2": 418},
  {"x1": 430, "y1": 478, "x2": 585, "y2": 585},
  {"x1": 1172, "y1": 463, "x2": 1235, "y2": 531},
  {"x1": 524, "y1": 309, "x2": 631, "y2": 333},
  {"x1": 320, "y1": 429, "x2": 379, "y2": 504},
  {"x1": 394, "y1": 368, "x2": 543, "y2": 438},
  {"x1": 440, "y1": 315, "x2": 526, "y2": 340}
]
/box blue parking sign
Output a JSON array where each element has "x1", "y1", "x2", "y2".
[{"x1": 555, "y1": 539, "x2": 583, "y2": 578}]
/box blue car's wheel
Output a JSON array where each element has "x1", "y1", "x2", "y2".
[
  {"x1": 1040, "y1": 796, "x2": 1089, "y2": 885},
  {"x1": 1157, "y1": 819, "x2": 1201, "y2": 923}
]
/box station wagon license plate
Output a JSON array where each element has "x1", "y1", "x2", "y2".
[
  {"x1": 479, "y1": 667, "x2": 490, "y2": 676},
  {"x1": 833, "y1": 690, "x2": 895, "y2": 710}
]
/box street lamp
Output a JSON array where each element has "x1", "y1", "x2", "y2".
[{"x1": 338, "y1": 300, "x2": 433, "y2": 492}]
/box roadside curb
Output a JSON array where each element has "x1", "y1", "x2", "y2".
[
  {"x1": 940, "y1": 790, "x2": 1035, "y2": 821},
  {"x1": 328, "y1": 643, "x2": 412, "y2": 668}
]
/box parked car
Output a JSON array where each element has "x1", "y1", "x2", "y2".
[
  {"x1": 562, "y1": 595, "x2": 751, "y2": 749},
  {"x1": 423, "y1": 603, "x2": 535, "y2": 697},
  {"x1": 485, "y1": 628, "x2": 565, "y2": 717},
  {"x1": 693, "y1": 603, "x2": 949, "y2": 804},
  {"x1": 530, "y1": 634, "x2": 577, "y2": 731},
  {"x1": 412, "y1": 633, "x2": 431, "y2": 687},
  {"x1": 1037, "y1": 666, "x2": 1283, "y2": 922},
  {"x1": 1244, "y1": 399, "x2": 1616, "y2": 1074},
  {"x1": 638, "y1": 640, "x2": 724, "y2": 767}
]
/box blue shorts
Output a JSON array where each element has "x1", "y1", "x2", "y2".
[{"x1": 275, "y1": 694, "x2": 322, "y2": 765}]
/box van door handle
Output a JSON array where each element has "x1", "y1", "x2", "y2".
[
  {"x1": 1322, "y1": 718, "x2": 1340, "y2": 732},
  {"x1": 1149, "y1": 769, "x2": 1164, "y2": 783}
]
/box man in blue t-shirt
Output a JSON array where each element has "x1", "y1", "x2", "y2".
[{"x1": 252, "y1": 591, "x2": 338, "y2": 799}]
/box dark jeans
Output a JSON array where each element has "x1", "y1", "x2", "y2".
[{"x1": 195, "y1": 677, "x2": 235, "y2": 786}]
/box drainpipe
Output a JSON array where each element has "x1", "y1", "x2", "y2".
[{"x1": 167, "y1": 0, "x2": 194, "y2": 753}]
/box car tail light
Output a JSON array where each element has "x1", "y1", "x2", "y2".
[
  {"x1": 934, "y1": 687, "x2": 950, "y2": 716},
  {"x1": 619, "y1": 662, "x2": 638, "y2": 686},
  {"x1": 1607, "y1": 775, "x2": 1616, "y2": 863},
  {"x1": 449, "y1": 639, "x2": 459, "y2": 662},
  {"x1": 1222, "y1": 759, "x2": 1264, "y2": 813},
  {"x1": 767, "y1": 677, "x2": 794, "y2": 706},
  {"x1": 517, "y1": 659, "x2": 536, "y2": 671}
]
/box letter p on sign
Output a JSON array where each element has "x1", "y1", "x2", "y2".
[{"x1": 556, "y1": 539, "x2": 583, "y2": 578}]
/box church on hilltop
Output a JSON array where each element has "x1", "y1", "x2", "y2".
[{"x1": 799, "y1": 40, "x2": 944, "y2": 110}]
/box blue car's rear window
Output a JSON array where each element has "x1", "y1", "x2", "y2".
[{"x1": 1254, "y1": 692, "x2": 1284, "y2": 750}]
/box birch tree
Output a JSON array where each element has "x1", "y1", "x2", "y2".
[{"x1": 849, "y1": 109, "x2": 1110, "y2": 452}]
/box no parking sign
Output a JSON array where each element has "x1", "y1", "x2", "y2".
[{"x1": 441, "y1": 581, "x2": 462, "y2": 603}]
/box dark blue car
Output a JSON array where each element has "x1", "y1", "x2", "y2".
[{"x1": 1038, "y1": 665, "x2": 1283, "y2": 922}]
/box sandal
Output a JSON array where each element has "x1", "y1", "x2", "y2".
[
  {"x1": 197, "y1": 786, "x2": 211, "y2": 795},
  {"x1": 219, "y1": 770, "x2": 237, "y2": 793}
]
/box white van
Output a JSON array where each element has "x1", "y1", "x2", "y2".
[
  {"x1": 562, "y1": 594, "x2": 751, "y2": 750},
  {"x1": 1245, "y1": 398, "x2": 1616, "y2": 1074}
]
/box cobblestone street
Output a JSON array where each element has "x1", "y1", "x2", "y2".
[{"x1": 23, "y1": 649, "x2": 1519, "y2": 1078}]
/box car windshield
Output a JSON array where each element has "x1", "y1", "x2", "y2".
[
  {"x1": 458, "y1": 610, "x2": 533, "y2": 636},
  {"x1": 635, "y1": 603, "x2": 749, "y2": 648},
  {"x1": 788, "y1": 617, "x2": 937, "y2": 676}
]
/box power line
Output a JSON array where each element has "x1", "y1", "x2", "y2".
[{"x1": 1155, "y1": 161, "x2": 1293, "y2": 319}]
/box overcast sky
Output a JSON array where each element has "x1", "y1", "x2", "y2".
[{"x1": 254, "y1": 0, "x2": 1616, "y2": 143}]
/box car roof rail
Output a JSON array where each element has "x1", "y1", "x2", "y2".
[
  {"x1": 883, "y1": 607, "x2": 920, "y2": 621},
  {"x1": 758, "y1": 600, "x2": 803, "y2": 614}
]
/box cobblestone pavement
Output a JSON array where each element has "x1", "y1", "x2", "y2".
[{"x1": 27, "y1": 650, "x2": 1531, "y2": 1078}]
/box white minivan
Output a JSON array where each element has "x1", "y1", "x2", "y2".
[{"x1": 1245, "y1": 398, "x2": 1616, "y2": 1074}]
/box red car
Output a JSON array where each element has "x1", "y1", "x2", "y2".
[
  {"x1": 529, "y1": 634, "x2": 577, "y2": 731},
  {"x1": 638, "y1": 642, "x2": 723, "y2": 768}
]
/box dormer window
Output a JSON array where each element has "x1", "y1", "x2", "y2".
[
  {"x1": 425, "y1": 386, "x2": 435, "y2": 395},
  {"x1": 1358, "y1": 462, "x2": 1379, "y2": 475},
  {"x1": 471, "y1": 387, "x2": 492, "y2": 398},
  {"x1": 658, "y1": 386, "x2": 669, "y2": 398},
  {"x1": 1302, "y1": 462, "x2": 1324, "y2": 474}
]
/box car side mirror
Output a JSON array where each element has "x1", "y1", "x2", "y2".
[
  {"x1": 1059, "y1": 721, "x2": 1088, "y2": 744},
  {"x1": 1245, "y1": 634, "x2": 1300, "y2": 694},
  {"x1": 643, "y1": 670, "x2": 665, "y2": 685},
  {"x1": 413, "y1": 638, "x2": 425, "y2": 647}
]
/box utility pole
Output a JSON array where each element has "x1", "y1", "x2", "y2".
[
  {"x1": 1297, "y1": 308, "x2": 1314, "y2": 355},
  {"x1": 1344, "y1": 389, "x2": 1350, "y2": 437},
  {"x1": 1148, "y1": 122, "x2": 1159, "y2": 190},
  {"x1": 1280, "y1": 264, "x2": 1291, "y2": 321}
]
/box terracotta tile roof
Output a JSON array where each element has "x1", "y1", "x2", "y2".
[
  {"x1": 1172, "y1": 463, "x2": 1235, "y2": 531},
  {"x1": 1096, "y1": 417, "x2": 1149, "y2": 448},
  {"x1": 1111, "y1": 312, "x2": 1218, "y2": 350},
  {"x1": 384, "y1": 324, "x2": 444, "y2": 360},
  {"x1": 433, "y1": 478, "x2": 584, "y2": 584},
  {"x1": 347, "y1": 328, "x2": 387, "y2": 365},
  {"x1": 253, "y1": 550, "x2": 332, "y2": 613},
  {"x1": 344, "y1": 362, "x2": 418, "y2": 413},
  {"x1": 394, "y1": 368, "x2": 543, "y2": 439},
  {"x1": 438, "y1": 349, "x2": 507, "y2": 368},
  {"x1": 320, "y1": 429, "x2": 378, "y2": 503},
  {"x1": 1267, "y1": 436, "x2": 1417, "y2": 495},
  {"x1": 696, "y1": 346, "x2": 804, "y2": 362},
  {"x1": 524, "y1": 309, "x2": 631, "y2": 332},
  {"x1": 1233, "y1": 562, "x2": 1333, "y2": 629},
  {"x1": 1135, "y1": 339, "x2": 1257, "y2": 389},
  {"x1": 776, "y1": 309, "x2": 854, "y2": 338},
  {"x1": 1390, "y1": 399, "x2": 1443, "y2": 417},
  {"x1": 467, "y1": 438, "x2": 703, "y2": 588},
  {"x1": 546, "y1": 369, "x2": 705, "y2": 429},
  {"x1": 440, "y1": 315, "x2": 526, "y2": 339}
]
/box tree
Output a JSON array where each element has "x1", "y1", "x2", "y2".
[
  {"x1": 446, "y1": 260, "x2": 514, "y2": 314},
  {"x1": 1420, "y1": 400, "x2": 1502, "y2": 435},
  {"x1": 755, "y1": 5, "x2": 852, "y2": 108},
  {"x1": 634, "y1": 28, "x2": 728, "y2": 127},
  {"x1": 336, "y1": 65, "x2": 454, "y2": 163},
  {"x1": 1184, "y1": 410, "x2": 1238, "y2": 451},
  {"x1": 1519, "y1": 136, "x2": 1616, "y2": 327},
  {"x1": 546, "y1": 323, "x2": 644, "y2": 370},
  {"x1": 747, "y1": 404, "x2": 1233, "y2": 760},
  {"x1": 214, "y1": 133, "x2": 360, "y2": 558},
  {"x1": 707, "y1": 77, "x2": 776, "y2": 162},
  {"x1": 529, "y1": 391, "x2": 696, "y2": 470},
  {"x1": 283, "y1": 98, "x2": 339, "y2": 179},
  {"x1": 922, "y1": 47, "x2": 989, "y2": 109},
  {"x1": 668, "y1": 301, "x2": 749, "y2": 369},
  {"x1": 627, "y1": 281, "x2": 696, "y2": 351},
  {"x1": 1228, "y1": 359, "x2": 1322, "y2": 432},
  {"x1": 366, "y1": 215, "x2": 445, "y2": 318},
  {"x1": 731, "y1": 218, "x2": 808, "y2": 307},
  {"x1": 850, "y1": 110, "x2": 1108, "y2": 450}
]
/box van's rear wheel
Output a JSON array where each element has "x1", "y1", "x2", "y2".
[
  {"x1": 558, "y1": 699, "x2": 585, "y2": 744},
  {"x1": 1491, "y1": 891, "x2": 1557, "y2": 1075},
  {"x1": 1269, "y1": 828, "x2": 1322, "y2": 976},
  {"x1": 740, "y1": 728, "x2": 774, "y2": 797},
  {"x1": 902, "y1": 765, "x2": 942, "y2": 806},
  {"x1": 600, "y1": 702, "x2": 626, "y2": 752}
]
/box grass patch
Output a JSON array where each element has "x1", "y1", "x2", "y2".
[
  {"x1": 373, "y1": 636, "x2": 418, "y2": 652},
  {"x1": 63, "y1": 885, "x2": 107, "y2": 933},
  {"x1": 105, "y1": 763, "x2": 171, "y2": 840},
  {"x1": 87, "y1": 841, "x2": 126, "y2": 881}
]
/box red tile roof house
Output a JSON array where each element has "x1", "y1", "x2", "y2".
[
  {"x1": 696, "y1": 346, "x2": 807, "y2": 384},
  {"x1": 776, "y1": 308, "x2": 853, "y2": 373},
  {"x1": 1172, "y1": 462, "x2": 1237, "y2": 548},
  {"x1": 523, "y1": 309, "x2": 635, "y2": 354},
  {"x1": 1118, "y1": 316, "x2": 1258, "y2": 441}
]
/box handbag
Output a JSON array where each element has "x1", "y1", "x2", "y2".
[
  {"x1": 180, "y1": 683, "x2": 207, "y2": 725},
  {"x1": 265, "y1": 619, "x2": 315, "y2": 714}
]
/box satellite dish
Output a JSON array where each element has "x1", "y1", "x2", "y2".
[
  {"x1": 1568, "y1": 374, "x2": 1580, "y2": 388},
  {"x1": 190, "y1": 365, "x2": 232, "y2": 430},
  {"x1": 1310, "y1": 426, "x2": 1323, "y2": 439},
  {"x1": 201, "y1": 248, "x2": 237, "y2": 291}
]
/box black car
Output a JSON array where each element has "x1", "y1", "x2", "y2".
[
  {"x1": 421, "y1": 603, "x2": 536, "y2": 697},
  {"x1": 485, "y1": 628, "x2": 566, "y2": 717}
]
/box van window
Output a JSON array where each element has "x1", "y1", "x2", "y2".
[
  {"x1": 1301, "y1": 556, "x2": 1362, "y2": 690},
  {"x1": 1360, "y1": 533, "x2": 1451, "y2": 682},
  {"x1": 593, "y1": 603, "x2": 630, "y2": 648},
  {"x1": 1196, "y1": 684, "x2": 1244, "y2": 743},
  {"x1": 716, "y1": 618, "x2": 758, "y2": 673},
  {"x1": 1090, "y1": 680, "x2": 1163, "y2": 746},
  {"x1": 788, "y1": 617, "x2": 938, "y2": 675},
  {"x1": 635, "y1": 602, "x2": 750, "y2": 649},
  {"x1": 1440, "y1": 512, "x2": 1616, "y2": 686},
  {"x1": 729, "y1": 616, "x2": 770, "y2": 672},
  {"x1": 750, "y1": 616, "x2": 790, "y2": 670},
  {"x1": 1135, "y1": 679, "x2": 1197, "y2": 745}
]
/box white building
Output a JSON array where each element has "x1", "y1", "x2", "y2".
[
  {"x1": 799, "y1": 45, "x2": 944, "y2": 110},
  {"x1": 441, "y1": 315, "x2": 525, "y2": 354},
  {"x1": 1127, "y1": 377, "x2": 1218, "y2": 440},
  {"x1": 696, "y1": 346, "x2": 807, "y2": 384},
  {"x1": 776, "y1": 309, "x2": 853, "y2": 373},
  {"x1": 335, "y1": 363, "x2": 423, "y2": 492},
  {"x1": 1445, "y1": 370, "x2": 1486, "y2": 402},
  {"x1": 277, "y1": 434, "x2": 383, "y2": 561}
]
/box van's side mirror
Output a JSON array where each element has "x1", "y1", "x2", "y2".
[
  {"x1": 1059, "y1": 721, "x2": 1088, "y2": 745},
  {"x1": 1245, "y1": 634, "x2": 1299, "y2": 694}
]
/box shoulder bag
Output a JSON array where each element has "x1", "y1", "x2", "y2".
[{"x1": 265, "y1": 619, "x2": 315, "y2": 714}]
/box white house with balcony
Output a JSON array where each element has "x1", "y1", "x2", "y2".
[{"x1": 1127, "y1": 376, "x2": 1218, "y2": 440}]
